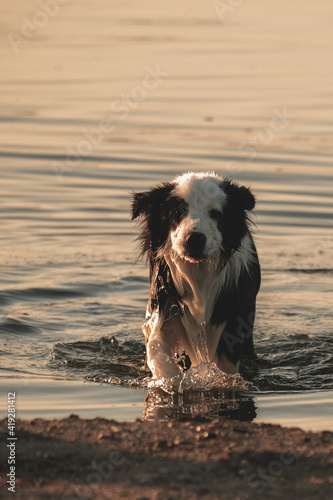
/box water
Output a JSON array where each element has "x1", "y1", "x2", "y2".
[{"x1": 1, "y1": 0, "x2": 333, "y2": 430}]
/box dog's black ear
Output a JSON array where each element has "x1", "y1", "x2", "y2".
[
  {"x1": 222, "y1": 181, "x2": 256, "y2": 211},
  {"x1": 131, "y1": 182, "x2": 174, "y2": 220},
  {"x1": 131, "y1": 183, "x2": 175, "y2": 259},
  {"x1": 131, "y1": 191, "x2": 150, "y2": 220},
  {"x1": 236, "y1": 185, "x2": 256, "y2": 211}
]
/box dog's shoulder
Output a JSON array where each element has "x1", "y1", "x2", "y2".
[{"x1": 211, "y1": 243, "x2": 260, "y2": 326}]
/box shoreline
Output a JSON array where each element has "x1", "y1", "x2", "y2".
[{"x1": 0, "y1": 416, "x2": 332, "y2": 499}]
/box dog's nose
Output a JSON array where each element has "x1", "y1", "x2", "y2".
[{"x1": 185, "y1": 232, "x2": 207, "y2": 255}]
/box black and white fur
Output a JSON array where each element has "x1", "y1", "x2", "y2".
[{"x1": 132, "y1": 172, "x2": 261, "y2": 378}]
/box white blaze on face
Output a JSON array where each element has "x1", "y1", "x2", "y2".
[{"x1": 170, "y1": 172, "x2": 227, "y2": 261}]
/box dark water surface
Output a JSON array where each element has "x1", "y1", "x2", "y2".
[{"x1": 0, "y1": 0, "x2": 333, "y2": 430}]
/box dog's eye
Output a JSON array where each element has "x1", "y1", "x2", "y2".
[
  {"x1": 175, "y1": 202, "x2": 188, "y2": 217},
  {"x1": 210, "y1": 209, "x2": 222, "y2": 220}
]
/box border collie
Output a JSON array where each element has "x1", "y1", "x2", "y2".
[{"x1": 132, "y1": 172, "x2": 261, "y2": 378}]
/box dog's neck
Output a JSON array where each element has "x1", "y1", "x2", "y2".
[{"x1": 164, "y1": 254, "x2": 222, "y2": 325}]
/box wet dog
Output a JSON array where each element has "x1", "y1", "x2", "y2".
[{"x1": 132, "y1": 172, "x2": 261, "y2": 378}]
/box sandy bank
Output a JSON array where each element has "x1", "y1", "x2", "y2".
[{"x1": 0, "y1": 416, "x2": 332, "y2": 499}]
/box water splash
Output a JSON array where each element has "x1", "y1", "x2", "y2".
[
  {"x1": 143, "y1": 362, "x2": 250, "y2": 394},
  {"x1": 140, "y1": 320, "x2": 251, "y2": 394},
  {"x1": 179, "y1": 314, "x2": 210, "y2": 364},
  {"x1": 192, "y1": 321, "x2": 210, "y2": 364}
]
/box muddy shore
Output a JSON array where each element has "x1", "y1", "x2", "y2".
[{"x1": 1, "y1": 416, "x2": 332, "y2": 499}]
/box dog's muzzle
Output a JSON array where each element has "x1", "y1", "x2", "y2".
[{"x1": 184, "y1": 231, "x2": 207, "y2": 260}]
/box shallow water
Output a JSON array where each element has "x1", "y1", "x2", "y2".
[{"x1": 1, "y1": 0, "x2": 333, "y2": 430}]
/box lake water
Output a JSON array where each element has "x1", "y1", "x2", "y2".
[{"x1": 0, "y1": 0, "x2": 332, "y2": 431}]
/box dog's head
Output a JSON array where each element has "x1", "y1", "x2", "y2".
[{"x1": 132, "y1": 172, "x2": 255, "y2": 265}]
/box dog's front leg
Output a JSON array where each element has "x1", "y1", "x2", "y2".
[
  {"x1": 146, "y1": 329, "x2": 182, "y2": 379},
  {"x1": 144, "y1": 311, "x2": 182, "y2": 379}
]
